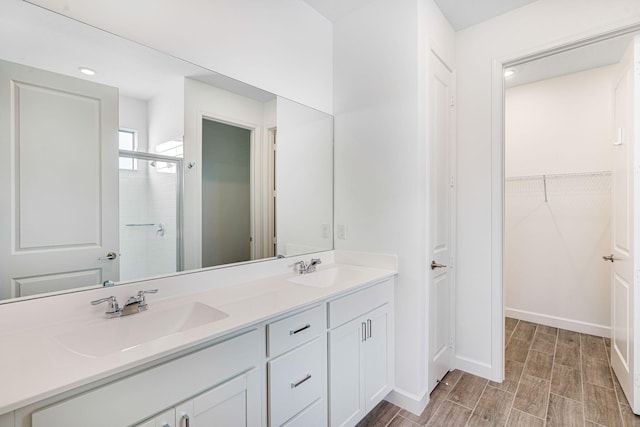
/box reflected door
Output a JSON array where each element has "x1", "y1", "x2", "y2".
[{"x1": 0, "y1": 59, "x2": 119, "y2": 298}]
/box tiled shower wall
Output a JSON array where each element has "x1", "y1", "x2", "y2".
[{"x1": 119, "y1": 162, "x2": 177, "y2": 282}]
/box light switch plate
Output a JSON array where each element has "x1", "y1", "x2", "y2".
[{"x1": 337, "y1": 224, "x2": 347, "y2": 240}]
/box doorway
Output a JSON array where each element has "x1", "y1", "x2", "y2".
[
  {"x1": 504, "y1": 64, "x2": 614, "y2": 336},
  {"x1": 495, "y1": 27, "x2": 640, "y2": 414}
]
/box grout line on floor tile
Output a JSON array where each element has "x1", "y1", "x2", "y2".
[
  {"x1": 504, "y1": 318, "x2": 531, "y2": 426},
  {"x1": 545, "y1": 324, "x2": 561, "y2": 426},
  {"x1": 465, "y1": 378, "x2": 489, "y2": 426},
  {"x1": 381, "y1": 408, "x2": 401, "y2": 427},
  {"x1": 580, "y1": 331, "x2": 588, "y2": 426},
  {"x1": 607, "y1": 349, "x2": 627, "y2": 427}
]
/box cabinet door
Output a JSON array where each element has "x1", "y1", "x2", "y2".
[
  {"x1": 180, "y1": 369, "x2": 260, "y2": 427},
  {"x1": 363, "y1": 305, "x2": 390, "y2": 412},
  {"x1": 328, "y1": 317, "x2": 365, "y2": 427}
]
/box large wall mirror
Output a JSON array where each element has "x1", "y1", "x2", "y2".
[{"x1": 0, "y1": 0, "x2": 333, "y2": 302}]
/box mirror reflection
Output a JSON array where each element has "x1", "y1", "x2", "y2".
[{"x1": 0, "y1": 0, "x2": 333, "y2": 302}]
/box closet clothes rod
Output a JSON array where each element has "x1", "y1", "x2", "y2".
[
  {"x1": 505, "y1": 170, "x2": 611, "y2": 182},
  {"x1": 505, "y1": 170, "x2": 611, "y2": 203}
]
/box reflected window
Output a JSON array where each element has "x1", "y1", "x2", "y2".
[
  {"x1": 154, "y1": 139, "x2": 183, "y2": 174},
  {"x1": 118, "y1": 129, "x2": 138, "y2": 170}
]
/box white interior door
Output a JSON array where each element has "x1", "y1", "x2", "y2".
[
  {"x1": 610, "y1": 36, "x2": 640, "y2": 413},
  {"x1": 0, "y1": 59, "x2": 119, "y2": 299},
  {"x1": 428, "y1": 52, "x2": 455, "y2": 392}
]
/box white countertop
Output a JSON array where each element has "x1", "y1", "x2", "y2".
[{"x1": 0, "y1": 257, "x2": 396, "y2": 415}]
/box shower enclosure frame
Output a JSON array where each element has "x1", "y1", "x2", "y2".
[{"x1": 119, "y1": 149, "x2": 184, "y2": 274}]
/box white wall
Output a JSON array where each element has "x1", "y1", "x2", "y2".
[
  {"x1": 506, "y1": 66, "x2": 614, "y2": 177},
  {"x1": 276, "y1": 97, "x2": 333, "y2": 256},
  {"x1": 456, "y1": 0, "x2": 640, "y2": 380},
  {"x1": 27, "y1": 0, "x2": 333, "y2": 114},
  {"x1": 334, "y1": 0, "x2": 454, "y2": 411},
  {"x1": 148, "y1": 80, "x2": 185, "y2": 153},
  {"x1": 505, "y1": 66, "x2": 613, "y2": 336},
  {"x1": 119, "y1": 95, "x2": 149, "y2": 151},
  {"x1": 183, "y1": 78, "x2": 271, "y2": 270}
]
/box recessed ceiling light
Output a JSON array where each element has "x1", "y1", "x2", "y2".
[
  {"x1": 79, "y1": 67, "x2": 96, "y2": 76},
  {"x1": 504, "y1": 69, "x2": 515, "y2": 78}
]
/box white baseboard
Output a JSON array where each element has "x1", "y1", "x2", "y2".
[
  {"x1": 454, "y1": 355, "x2": 494, "y2": 380},
  {"x1": 385, "y1": 387, "x2": 430, "y2": 416},
  {"x1": 506, "y1": 307, "x2": 610, "y2": 338}
]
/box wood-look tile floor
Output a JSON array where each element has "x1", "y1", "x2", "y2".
[{"x1": 357, "y1": 318, "x2": 640, "y2": 427}]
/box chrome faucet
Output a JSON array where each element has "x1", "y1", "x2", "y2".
[
  {"x1": 91, "y1": 289, "x2": 158, "y2": 318},
  {"x1": 293, "y1": 258, "x2": 322, "y2": 274},
  {"x1": 91, "y1": 295, "x2": 121, "y2": 318},
  {"x1": 121, "y1": 289, "x2": 158, "y2": 316}
]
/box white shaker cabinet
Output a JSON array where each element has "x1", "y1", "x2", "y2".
[
  {"x1": 31, "y1": 330, "x2": 260, "y2": 427},
  {"x1": 327, "y1": 280, "x2": 393, "y2": 427},
  {"x1": 137, "y1": 369, "x2": 260, "y2": 427}
]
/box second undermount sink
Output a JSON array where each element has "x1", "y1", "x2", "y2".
[
  {"x1": 287, "y1": 266, "x2": 367, "y2": 288},
  {"x1": 55, "y1": 302, "x2": 228, "y2": 358}
]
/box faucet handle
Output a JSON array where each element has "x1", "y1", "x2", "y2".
[
  {"x1": 306, "y1": 258, "x2": 322, "y2": 273},
  {"x1": 291, "y1": 260, "x2": 307, "y2": 274},
  {"x1": 91, "y1": 296, "x2": 120, "y2": 317},
  {"x1": 136, "y1": 289, "x2": 158, "y2": 309}
]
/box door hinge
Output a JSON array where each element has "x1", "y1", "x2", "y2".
[
  {"x1": 450, "y1": 96, "x2": 455, "y2": 107},
  {"x1": 450, "y1": 175, "x2": 455, "y2": 187},
  {"x1": 449, "y1": 336, "x2": 454, "y2": 349}
]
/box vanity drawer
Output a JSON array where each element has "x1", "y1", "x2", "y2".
[
  {"x1": 268, "y1": 337, "x2": 323, "y2": 426},
  {"x1": 266, "y1": 304, "x2": 323, "y2": 357},
  {"x1": 328, "y1": 279, "x2": 393, "y2": 329},
  {"x1": 282, "y1": 398, "x2": 325, "y2": 427}
]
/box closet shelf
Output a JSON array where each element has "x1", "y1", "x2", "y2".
[
  {"x1": 505, "y1": 170, "x2": 611, "y2": 182},
  {"x1": 505, "y1": 171, "x2": 611, "y2": 202}
]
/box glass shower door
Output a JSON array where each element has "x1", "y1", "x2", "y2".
[{"x1": 118, "y1": 151, "x2": 182, "y2": 282}]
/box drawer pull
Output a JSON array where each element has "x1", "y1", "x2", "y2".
[
  {"x1": 290, "y1": 324, "x2": 311, "y2": 335},
  {"x1": 367, "y1": 318, "x2": 372, "y2": 338},
  {"x1": 182, "y1": 414, "x2": 190, "y2": 427},
  {"x1": 291, "y1": 373, "x2": 312, "y2": 388}
]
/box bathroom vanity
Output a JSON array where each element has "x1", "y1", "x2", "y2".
[{"x1": 0, "y1": 251, "x2": 396, "y2": 427}]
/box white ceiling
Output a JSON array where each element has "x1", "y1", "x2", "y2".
[
  {"x1": 8, "y1": 0, "x2": 633, "y2": 100},
  {"x1": 2, "y1": 0, "x2": 275, "y2": 102},
  {"x1": 302, "y1": 0, "x2": 633, "y2": 90},
  {"x1": 504, "y1": 34, "x2": 636, "y2": 88},
  {"x1": 303, "y1": 0, "x2": 540, "y2": 30},
  {"x1": 433, "y1": 0, "x2": 539, "y2": 30}
]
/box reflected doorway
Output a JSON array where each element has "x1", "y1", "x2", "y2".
[{"x1": 201, "y1": 118, "x2": 252, "y2": 267}]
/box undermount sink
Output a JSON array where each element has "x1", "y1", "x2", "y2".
[
  {"x1": 55, "y1": 302, "x2": 228, "y2": 358},
  {"x1": 287, "y1": 266, "x2": 366, "y2": 288}
]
